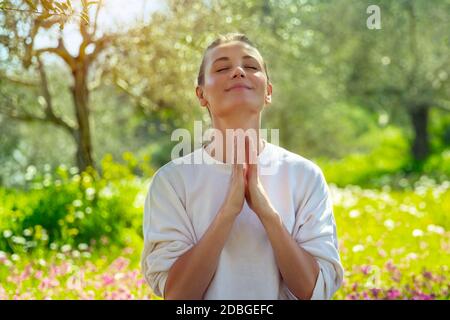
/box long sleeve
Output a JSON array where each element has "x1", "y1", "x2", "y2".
[
  {"x1": 284, "y1": 165, "x2": 344, "y2": 300},
  {"x1": 140, "y1": 168, "x2": 196, "y2": 298}
]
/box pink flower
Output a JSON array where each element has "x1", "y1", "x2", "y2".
[
  {"x1": 361, "y1": 265, "x2": 371, "y2": 275},
  {"x1": 386, "y1": 289, "x2": 401, "y2": 300},
  {"x1": 370, "y1": 288, "x2": 381, "y2": 299},
  {"x1": 66, "y1": 274, "x2": 84, "y2": 291},
  {"x1": 122, "y1": 247, "x2": 134, "y2": 255},
  {"x1": 378, "y1": 249, "x2": 387, "y2": 257},
  {"x1": 385, "y1": 260, "x2": 397, "y2": 272},
  {"x1": 102, "y1": 274, "x2": 115, "y2": 286},
  {"x1": 38, "y1": 277, "x2": 60, "y2": 291},
  {"x1": 19, "y1": 264, "x2": 33, "y2": 281},
  {"x1": 110, "y1": 257, "x2": 130, "y2": 272},
  {"x1": 422, "y1": 271, "x2": 433, "y2": 280},
  {"x1": 136, "y1": 279, "x2": 146, "y2": 286}
]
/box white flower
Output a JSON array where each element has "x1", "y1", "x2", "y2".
[
  {"x1": 85, "y1": 187, "x2": 96, "y2": 200},
  {"x1": 78, "y1": 243, "x2": 89, "y2": 251},
  {"x1": 72, "y1": 199, "x2": 83, "y2": 207},
  {"x1": 349, "y1": 209, "x2": 361, "y2": 218},
  {"x1": 406, "y1": 253, "x2": 418, "y2": 260},
  {"x1": 61, "y1": 244, "x2": 72, "y2": 253},
  {"x1": 412, "y1": 229, "x2": 424, "y2": 237},
  {"x1": 352, "y1": 244, "x2": 365, "y2": 253},
  {"x1": 3, "y1": 230, "x2": 12, "y2": 238},
  {"x1": 427, "y1": 224, "x2": 445, "y2": 235},
  {"x1": 75, "y1": 211, "x2": 85, "y2": 219},
  {"x1": 23, "y1": 228, "x2": 33, "y2": 237},
  {"x1": 72, "y1": 250, "x2": 80, "y2": 258},
  {"x1": 384, "y1": 219, "x2": 395, "y2": 230},
  {"x1": 12, "y1": 236, "x2": 26, "y2": 245}
]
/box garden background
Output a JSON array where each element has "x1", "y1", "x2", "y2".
[{"x1": 0, "y1": 0, "x2": 449, "y2": 299}]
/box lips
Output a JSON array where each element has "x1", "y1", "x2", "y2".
[{"x1": 226, "y1": 84, "x2": 252, "y2": 91}]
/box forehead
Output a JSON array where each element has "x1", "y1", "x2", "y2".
[{"x1": 206, "y1": 41, "x2": 263, "y2": 66}]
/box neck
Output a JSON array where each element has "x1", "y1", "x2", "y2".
[{"x1": 205, "y1": 113, "x2": 265, "y2": 164}]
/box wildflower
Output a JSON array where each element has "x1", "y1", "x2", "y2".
[
  {"x1": 352, "y1": 244, "x2": 365, "y2": 253},
  {"x1": 370, "y1": 288, "x2": 381, "y2": 299},
  {"x1": 427, "y1": 224, "x2": 445, "y2": 235},
  {"x1": 349, "y1": 209, "x2": 361, "y2": 218},
  {"x1": 412, "y1": 229, "x2": 424, "y2": 237},
  {"x1": 361, "y1": 265, "x2": 372, "y2": 275},
  {"x1": 384, "y1": 219, "x2": 395, "y2": 230},
  {"x1": 102, "y1": 275, "x2": 115, "y2": 286},
  {"x1": 386, "y1": 289, "x2": 401, "y2": 299}
]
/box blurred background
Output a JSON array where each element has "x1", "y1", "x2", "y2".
[{"x1": 0, "y1": 0, "x2": 449, "y2": 299}]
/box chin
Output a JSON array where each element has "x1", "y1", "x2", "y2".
[{"x1": 226, "y1": 100, "x2": 261, "y2": 112}]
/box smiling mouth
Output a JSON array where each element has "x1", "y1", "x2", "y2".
[{"x1": 226, "y1": 86, "x2": 252, "y2": 91}]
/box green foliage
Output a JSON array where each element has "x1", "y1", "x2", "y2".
[
  {"x1": 317, "y1": 126, "x2": 411, "y2": 187},
  {"x1": 317, "y1": 124, "x2": 449, "y2": 189},
  {"x1": 0, "y1": 154, "x2": 153, "y2": 254}
]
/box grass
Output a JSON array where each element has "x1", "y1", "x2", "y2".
[{"x1": 0, "y1": 176, "x2": 448, "y2": 299}]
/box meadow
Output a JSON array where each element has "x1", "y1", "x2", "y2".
[{"x1": 0, "y1": 153, "x2": 448, "y2": 300}]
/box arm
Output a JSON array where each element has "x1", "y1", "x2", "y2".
[
  {"x1": 164, "y1": 142, "x2": 246, "y2": 299},
  {"x1": 260, "y1": 212, "x2": 320, "y2": 300},
  {"x1": 142, "y1": 139, "x2": 247, "y2": 300},
  {"x1": 243, "y1": 137, "x2": 343, "y2": 300},
  {"x1": 164, "y1": 208, "x2": 235, "y2": 300}
]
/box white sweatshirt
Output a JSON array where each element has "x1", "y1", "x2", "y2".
[{"x1": 141, "y1": 140, "x2": 344, "y2": 300}]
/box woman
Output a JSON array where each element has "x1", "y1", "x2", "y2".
[{"x1": 141, "y1": 33, "x2": 344, "y2": 300}]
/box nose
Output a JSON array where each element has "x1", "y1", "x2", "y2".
[{"x1": 231, "y1": 66, "x2": 245, "y2": 79}]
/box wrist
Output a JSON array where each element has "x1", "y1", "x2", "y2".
[
  {"x1": 259, "y1": 207, "x2": 281, "y2": 225},
  {"x1": 218, "y1": 205, "x2": 240, "y2": 222}
]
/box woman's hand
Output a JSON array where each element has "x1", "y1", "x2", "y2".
[
  {"x1": 221, "y1": 136, "x2": 278, "y2": 222},
  {"x1": 244, "y1": 136, "x2": 278, "y2": 222},
  {"x1": 221, "y1": 137, "x2": 246, "y2": 218}
]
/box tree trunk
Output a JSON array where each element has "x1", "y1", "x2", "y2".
[
  {"x1": 409, "y1": 105, "x2": 429, "y2": 161},
  {"x1": 71, "y1": 62, "x2": 94, "y2": 172}
]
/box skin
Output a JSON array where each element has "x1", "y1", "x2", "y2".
[{"x1": 164, "y1": 41, "x2": 319, "y2": 300}]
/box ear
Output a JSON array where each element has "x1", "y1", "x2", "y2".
[
  {"x1": 264, "y1": 82, "x2": 272, "y2": 106},
  {"x1": 196, "y1": 86, "x2": 209, "y2": 108}
]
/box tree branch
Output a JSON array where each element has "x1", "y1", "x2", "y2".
[
  {"x1": 92, "y1": 0, "x2": 103, "y2": 37},
  {"x1": 112, "y1": 74, "x2": 152, "y2": 115},
  {"x1": 87, "y1": 35, "x2": 114, "y2": 64},
  {"x1": 36, "y1": 56, "x2": 76, "y2": 134},
  {"x1": 0, "y1": 97, "x2": 76, "y2": 136},
  {"x1": 35, "y1": 37, "x2": 76, "y2": 70},
  {"x1": 433, "y1": 100, "x2": 450, "y2": 112},
  {"x1": 0, "y1": 71, "x2": 39, "y2": 87}
]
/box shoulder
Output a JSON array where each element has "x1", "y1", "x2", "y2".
[
  {"x1": 146, "y1": 148, "x2": 201, "y2": 192},
  {"x1": 269, "y1": 143, "x2": 325, "y2": 181}
]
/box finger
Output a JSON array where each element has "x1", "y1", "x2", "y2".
[
  {"x1": 245, "y1": 136, "x2": 249, "y2": 167},
  {"x1": 234, "y1": 136, "x2": 243, "y2": 176},
  {"x1": 248, "y1": 136, "x2": 257, "y2": 165},
  {"x1": 248, "y1": 137, "x2": 258, "y2": 178},
  {"x1": 234, "y1": 136, "x2": 237, "y2": 165}
]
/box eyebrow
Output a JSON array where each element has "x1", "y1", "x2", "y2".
[{"x1": 212, "y1": 55, "x2": 260, "y2": 66}]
